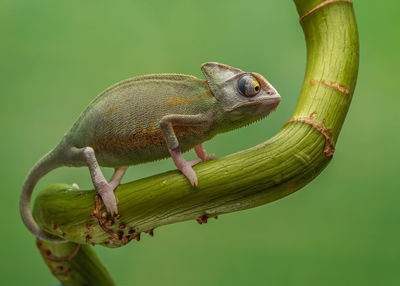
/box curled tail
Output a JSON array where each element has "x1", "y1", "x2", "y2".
[{"x1": 20, "y1": 148, "x2": 66, "y2": 243}]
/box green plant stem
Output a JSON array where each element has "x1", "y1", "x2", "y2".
[
  {"x1": 37, "y1": 239, "x2": 116, "y2": 286},
  {"x1": 33, "y1": 0, "x2": 359, "y2": 284}
]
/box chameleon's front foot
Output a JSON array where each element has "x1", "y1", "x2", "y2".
[
  {"x1": 194, "y1": 144, "x2": 216, "y2": 161},
  {"x1": 169, "y1": 144, "x2": 215, "y2": 187},
  {"x1": 169, "y1": 148, "x2": 200, "y2": 186}
]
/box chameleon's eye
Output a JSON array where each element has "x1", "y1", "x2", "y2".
[{"x1": 237, "y1": 75, "x2": 261, "y2": 97}]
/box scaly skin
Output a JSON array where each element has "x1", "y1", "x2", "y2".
[
  {"x1": 65, "y1": 74, "x2": 218, "y2": 167},
  {"x1": 20, "y1": 62, "x2": 281, "y2": 243}
]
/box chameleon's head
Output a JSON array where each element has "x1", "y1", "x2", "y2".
[{"x1": 201, "y1": 62, "x2": 281, "y2": 128}]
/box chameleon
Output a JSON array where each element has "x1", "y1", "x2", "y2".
[{"x1": 20, "y1": 62, "x2": 281, "y2": 243}]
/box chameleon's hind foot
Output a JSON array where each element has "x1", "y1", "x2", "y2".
[
  {"x1": 74, "y1": 146, "x2": 128, "y2": 216},
  {"x1": 97, "y1": 167, "x2": 128, "y2": 215},
  {"x1": 181, "y1": 158, "x2": 200, "y2": 187},
  {"x1": 98, "y1": 185, "x2": 118, "y2": 215}
]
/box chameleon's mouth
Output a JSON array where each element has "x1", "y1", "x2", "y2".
[
  {"x1": 225, "y1": 94, "x2": 281, "y2": 114},
  {"x1": 256, "y1": 94, "x2": 281, "y2": 114}
]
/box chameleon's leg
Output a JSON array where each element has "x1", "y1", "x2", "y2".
[
  {"x1": 160, "y1": 114, "x2": 210, "y2": 186},
  {"x1": 69, "y1": 147, "x2": 126, "y2": 215},
  {"x1": 108, "y1": 166, "x2": 128, "y2": 190},
  {"x1": 194, "y1": 144, "x2": 216, "y2": 162},
  {"x1": 169, "y1": 148, "x2": 201, "y2": 186}
]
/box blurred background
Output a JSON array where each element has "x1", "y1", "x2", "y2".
[{"x1": 0, "y1": 0, "x2": 398, "y2": 285}]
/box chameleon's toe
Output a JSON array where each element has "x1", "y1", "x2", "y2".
[
  {"x1": 205, "y1": 154, "x2": 216, "y2": 161},
  {"x1": 188, "y1": 158, "x2": 202, "y2": 167},
  {"x1": 99, "y1": 186, "x2": 119, "y2": 215},
  {"x1": 181, "y1": 165, "x2": 198, "y2": 186}
]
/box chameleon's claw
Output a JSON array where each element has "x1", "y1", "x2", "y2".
[
  {"x1": 205, "y1": 154, "x2": 216, "y2": 161},
  {"x1": 188, "y1": 158, "x2": 202, "y2": 167},
  {"x1": 98, "y1": 185, "x2": 118, "y2": 215},
  {"x1": 181, "y1": 164, "x2": 198, "y2": 186}
]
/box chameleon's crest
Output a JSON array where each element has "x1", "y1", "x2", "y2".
[{"x1": 201, "y1": 62, "x2": 244, "y2": 85}]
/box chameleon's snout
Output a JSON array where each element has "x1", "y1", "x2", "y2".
[
  {"x1": 267, "y1": 85, "x2": 281, "y2": 110},
  {"x1": 269, "y1": 93, "x2": 281, "y2": 109},
  {"x1": 252, "y1": 73, "x2": 281, "y2": 112},
  {"x1": 256, "y1": 93, "x2": 281, "y2": 115}
]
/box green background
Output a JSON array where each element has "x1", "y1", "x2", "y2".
[{"x1": 1, "y1": 0, "x2": 398, "y2": 285}]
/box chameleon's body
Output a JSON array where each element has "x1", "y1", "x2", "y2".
[
  {"x1": 20, "y1": 62, "x2": 281, "y2": 243},
  {"x1": 69, "y1": 74, "x2": 217, "y2": 166}
]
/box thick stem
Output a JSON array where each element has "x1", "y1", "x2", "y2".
[
  {"x1": 32, "y1": 1, "x2": 358, "y2": 285},
  {"x1": 37, "y1": 239, "x2": 116, "y2": 286}
]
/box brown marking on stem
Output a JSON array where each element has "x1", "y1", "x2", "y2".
[
  {"x1": 117, "y1": 231, "x2": 124, "y2": 240},
  {"x1": 321, "y1": 80, "x2": 350, "y2": 95},
  {"x1": 134, "y1": 233, "x2": 141, "y2": 241},
  {"x1": 62, "y1": 232, "x2": 67, "y2": 237},
  {"x1": 85, "y1": 235, "x2": 92, "y2": 243},
  {"x1": 86, "y1": 223, "x2": 93, "y2": 232},
  {"x1": 310, "y1": 112, "x2": 318, "y2": 119},
  {"x1": 90, "y1": 210, "x2": 97, "y2": 217},
  {"x1": 91, "y1": 195, "x2": 135, "y2": 247},
  {"x1": 93, "y1": 196, "x2": 120, "y2": 240},
  {"x1": 310, "y1": 79, "x2": 350, "y2": 95},
  {"x1": 196, "y1": 215, "x2": 208, "y2": 224},
  {"x1": 36, "y1": 239, "x2": 82, "y2": 262},
  {"x1": 285, "y1": 114, "x2": 335, "y2": 158},
  {"x1": 105, "y1": 238, "x2": 125, "y2": 247},
  {"x1": 105, "y1": 220, "x2": 114, "y2": 227},
  {"x1": 144, "y1": 228, "x2": 154, "y2": 237},
  {"x1": 299, "y1": 0, "x2": 353, "y2": 22},
  {"x1": 53, "y1": 224, "x2": 58, "y2": 230}
]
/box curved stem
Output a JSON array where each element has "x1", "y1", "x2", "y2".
[
  {"x1": 33, "y1": 1, "x2": 359, "y2": 284},
  {"x1": 37, "y1": 239, "x2": 116, "y2": 286}
]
